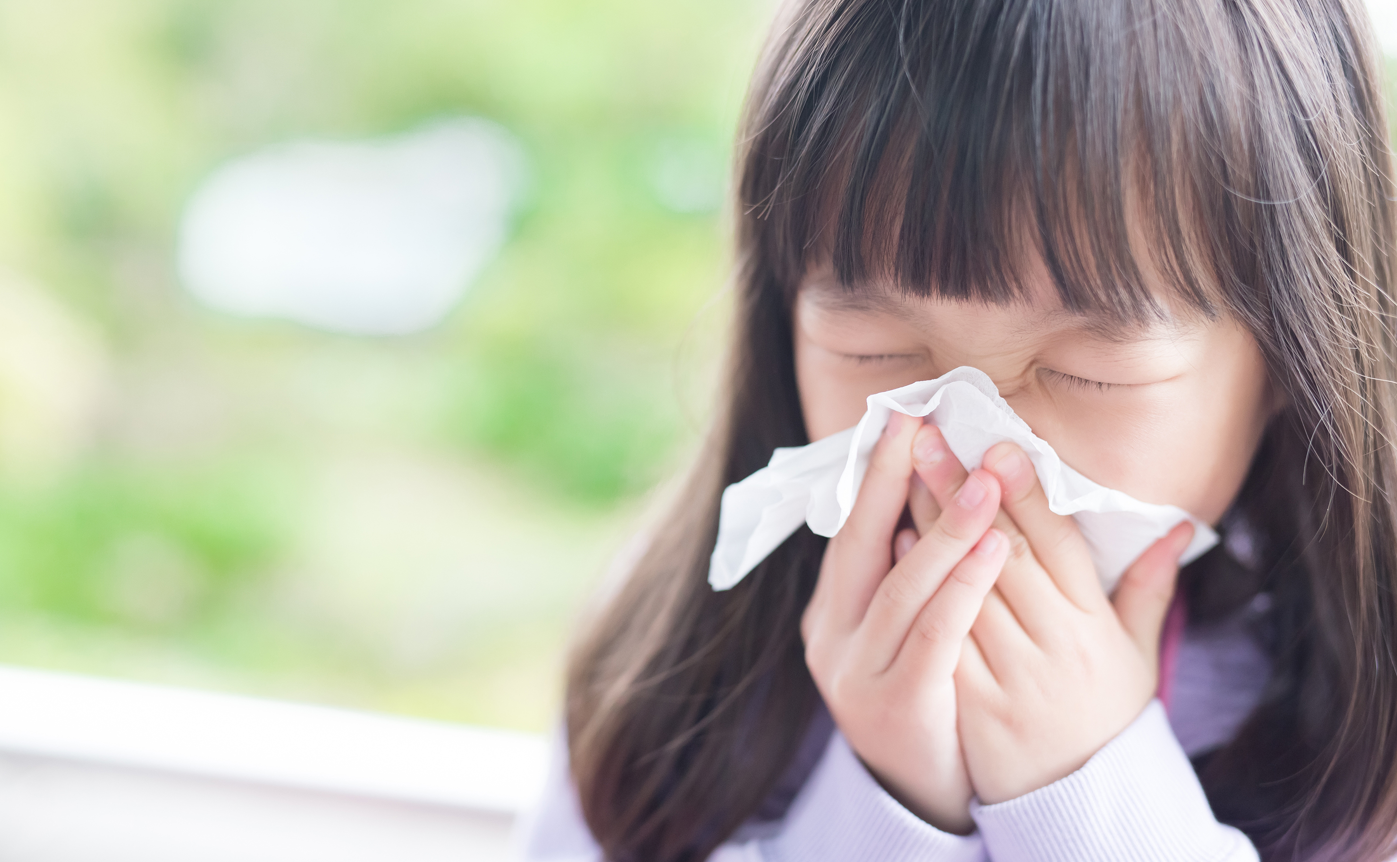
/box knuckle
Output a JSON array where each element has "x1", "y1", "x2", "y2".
[
  {"x1": 1000, "y1": 698, "x2": 1031, "y2": 734},
  {"x1": 947, "y1": 559, "x2": 988, "y2": 591},
  {"x1": 913, "y1": 612, "x2": 953, "y2": 646},
  {"x1": 1041, "y1": 524, "x2": 1079, "y2": 559},
  {"x1": 879, "y1": 571, "x2": 923, "y2": 609},
  {"x1": 868, "y1": 428, "x2": 911, "y2": 471},
  {"x1": 935, "y1": 511, "x2": 979, "y2": 545},
  {"x1": 860, "y1": 454, "x2": 892, "y2": 486},
  {"x1": 825, "y1": 534, "x2": 882, "y2": 576},
  {"x1": 1004, "y1": 529, "x2": 1034, "y2": 563},
  {"x1": 802, "y1": 637, "x2": 824, "y2": 674},
  {"x1": 1072, "y1": 635, "x2": 1104, "y2": 674},
  {"x1": 844, "y1": 517, "x2": 891, "y2": 552},
  {"x1": 1004, "y1": 477, "x2": 1036, "y2": 507},
  {"x1": 803, "y1": 630, "x2": 840, "y2": 679},
  {"x1": 825, "y1": 669, "x2": 859, "y2": 707},
  {"x1": 834, "y1": 518, "x2": 868, "y2": 550}
]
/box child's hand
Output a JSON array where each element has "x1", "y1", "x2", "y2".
[
  {"x1": 800, "y1": 412, "x2": 1008, "y2": 835},
  {"x1": 910, "y1": 431, "x2": 1194, "y2": 804}
]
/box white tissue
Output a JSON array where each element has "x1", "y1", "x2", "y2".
[{"x1": 708, "y1": 366, "x2": 1218, "y2": 593}]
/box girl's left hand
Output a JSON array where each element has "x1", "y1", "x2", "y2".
[{"x1": 903, "y1": 431, "x2": 1195, "y2": 804}]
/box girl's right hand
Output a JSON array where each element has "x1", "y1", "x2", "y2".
[{"x1": 800, "y1": 412, "x2": 1009, "y2": 835}]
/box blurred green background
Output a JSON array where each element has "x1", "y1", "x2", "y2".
[
  {"x1": 0, "y1": 0, "x2": 771, "y2": 732},
  {"x1": 1, "y1": 0, "x2": 1394, "y2": 737}
]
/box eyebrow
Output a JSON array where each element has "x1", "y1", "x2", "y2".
[
  {"x1": 799, "y1": 281, "x2": 1195, "y2": 345},
  {"x1": 1025, "y1": 307, "x2": 1193, "y2": 344}
]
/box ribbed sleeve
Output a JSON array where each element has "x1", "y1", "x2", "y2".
[
  {"x1": 759, "y1": 730, "x2": 987, "y2": 862},
  {"x1": 968, "y1": 699, "x2": 1259, "y2": 862}
]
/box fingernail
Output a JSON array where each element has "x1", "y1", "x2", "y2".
[
  {"x1": 975, "y1": 529, "x2": 1002, "y2": 556},
  {"x1": 883, "y1": 412, "x2": 905, "y2": 437},
  {"x1": 955, "y1": 475, "x2": 987, "y2": 509},
  {"x1": 913, "y1": 430, "x2": 944, "y2": 465},
  {"x1": 990, "y1": 450, "x2": 1026, "y2": 483}
]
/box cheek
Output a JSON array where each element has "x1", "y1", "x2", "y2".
[
  {"x1": 1027, "y1": 354, "x2": 1271, "y2": 522},
  {"x1": 1039, "y1": 404, "x2": 1240, "y2": 519},
  {"x1": 794, "y1": 331, "x2": 925, "y2": 440},
  {"x1": 795, "y1": 343, "x2": 864, "y2": 440},
  {"x1": 1144, "y1": 381, "x2": 1272, "y2": 523}
]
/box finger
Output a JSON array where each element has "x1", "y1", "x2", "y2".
[
  {"x1": 907, "y1": 471, "x2": 940, "y2": 535},
  {"x1": 955, "y1": 628, "x2": 999, "y2": 692},
  {"x1": 967, "y1": 586, "x2": 1039, "y2": 681},
  {"x1": 893, "y1": 527, "x2": 918, "y2": 564},
  {"x1": 855, "y1": 469, "x2": 1001, "y2": 672},
  {"x1": 1113, "y1": 521, "x2": 1194, "y2": 662},
  {"x1": 814, "y1": 411, "x2": 922, "y2": 633},
  {"x1": 915, "y1": 429, "x2": 1014, "y2": 546},
  {"x1": 917, "y1": 438, "x2": 1068, "y2": 645},
  {"x1": 911, "y1": 425, "x2": 969, "y2": 506},
  {"x1": 986, "y1": 528, "x2": 1080, "y2": 646},
  {"x1": 982, "y1": 442, "x2": 1100, "y2": 610},
  {"x1": 839, "y1": 411, "x2": 921, "y2": 549},
  {"x1": 890, "y1": 528, "x2": 1009, "y2": 679}
]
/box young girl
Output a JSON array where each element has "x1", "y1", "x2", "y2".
[{"x1": 517, "y1": 0, "x2": 1397, "y2": 859}]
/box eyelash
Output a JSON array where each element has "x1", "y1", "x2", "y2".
[
  {"x1": 845, "y1": 353, "x2": 916, "y2": 365},
  {"x1": 844, "y1": 356, "x2": 1120, "y2": 392},
  {"x1": 1046, "y1": 370, "x2": 1119, "y2": 392}
]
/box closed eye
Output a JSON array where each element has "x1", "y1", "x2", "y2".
[
  {"x1": 843, "y1": 353, "x2": 920, "y2": 365},
  {"x1": 1044, "y1": 369, "x2": 1121, "y2": 392}
]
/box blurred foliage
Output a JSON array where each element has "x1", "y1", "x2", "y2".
[
  {"x1": 0, "y1": 0, "x2": 769, "y2": 729},
  {"x1": 2, "y1": 1, "x2": 1387, "y2": 733}
]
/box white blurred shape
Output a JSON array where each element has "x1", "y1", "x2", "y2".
[
  {"x1": 178, "y1": 118, "x2": 526, "y2": 336},
  {"x1": 1369, "y1": 0, "x2": 1397, "y2": 54},
  {"x1": 0, "y1": 665, "x2": 546, "y2": 814}
]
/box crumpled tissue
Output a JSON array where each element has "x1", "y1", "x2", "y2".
[{"x1": 708, "y1": 366, "x2": 1218, "y2": 594}]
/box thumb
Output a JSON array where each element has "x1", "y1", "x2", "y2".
[{"x1": 1111, "y1": 522, "x2": 1194, "y2": 663}]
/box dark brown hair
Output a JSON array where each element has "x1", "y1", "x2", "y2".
[{"x1": 566, "y1": 0, "x2": 1397, "y2": 859}]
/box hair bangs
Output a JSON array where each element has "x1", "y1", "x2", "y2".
[{"x1": 740, "y1": 0, "x2": 1240, "y2": 326}]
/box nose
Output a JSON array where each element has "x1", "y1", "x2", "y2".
[
  {"x1": 934, "y1": 362, "x2": 1047, "y2": 436},
  {"x1": 930, "y1": 358, "x2": 1030, "y2": 400}
]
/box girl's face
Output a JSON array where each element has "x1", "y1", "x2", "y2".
[{"x1": 793, "y1": 265, "x2": 1278, "y2": 524}]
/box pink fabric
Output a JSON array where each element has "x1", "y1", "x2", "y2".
[{"x1": 1156, "y1": 591, "x2": 1188, "y2": 714}]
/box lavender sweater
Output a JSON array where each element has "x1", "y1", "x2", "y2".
[{"x1": 514, "y1": 595, "x2": 1273, "y2": 861}]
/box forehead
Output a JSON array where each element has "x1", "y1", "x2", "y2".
[{"x1": 796, "y1": 272, "x2": 1201, "y2": 345}]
